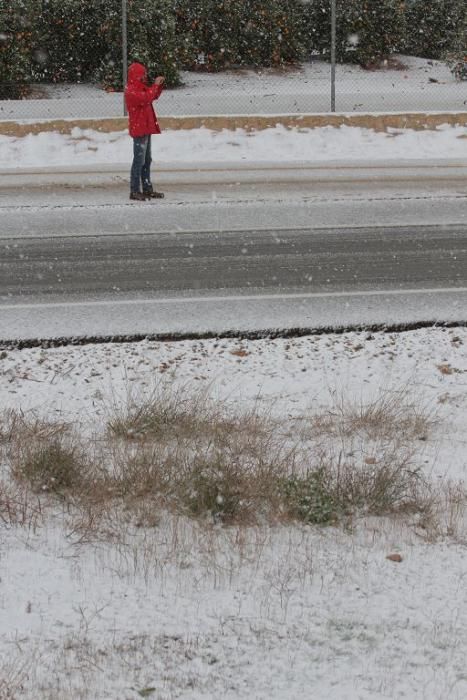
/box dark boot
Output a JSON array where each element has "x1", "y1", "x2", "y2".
[
  {"x1": 143, "y1": 189, "x2": 165, "y2": 199},
  {"x1": 129, "y1": 191, "x2": 147, "y2": 201}
]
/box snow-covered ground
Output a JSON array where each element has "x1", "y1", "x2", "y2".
[
  {"x1": 1, "y1": 122, "x2": 466, "y2": 171},
  {"x1": 1, "y1": 56, "x2": 467, "y2": 699},
  {"x1": 2, "y1": 328, "x2": 467, "y2": 481},
  {"x1": 1, "y1": 56, "x2": 465, "y2": 121},
  {"x1": 1, "y1": 328, "x2": 467, "y2": 699}
]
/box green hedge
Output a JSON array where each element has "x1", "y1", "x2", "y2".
[
  {"x1": 1, "y1": 0, "x2": 465, "y2": 99},
  {"x1": 0, "y1": 0, "x2": 34, "y2": 98},
  {"x1": 175, "y1": 0, "x2": 308, "y2": 71},
  {"x1": 95, "y1": 0, "x2": 180, "y2": 89},
  {"x1": 339, "y1": 0, "x2": 407, "y2": 66},
  {"x1": 404, "y1": 0, "x2": 466, "y2": 60},
  {"x1": 301, "y1": 0, "x2": 406, "y2": 66},
  {"x1": 29, "y1": 0, "x2": 107, "y2": 82}
]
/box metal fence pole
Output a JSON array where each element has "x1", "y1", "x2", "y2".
[
  {"x1": 331, "y1": 0, "x2": 336, "y2": 112},
  {"x1": 122, "y1": 0, "x2": 128, "y2": 116}
]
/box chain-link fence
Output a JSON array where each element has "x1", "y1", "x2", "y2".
[{"x1": 1, "y1": 0, "x2": 466, "y2": 122}]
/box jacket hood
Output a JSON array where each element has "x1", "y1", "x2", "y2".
[{"x1": 127, "y1": 62, "x2": 147, "y2": 84}]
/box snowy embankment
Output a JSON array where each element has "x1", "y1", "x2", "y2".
[
  {"x1": 1, "y1": 123, "x2": 466, "y2": 170},
  {"x1": 1, "y1": 328, "x2": 467, "y2": 699},
  {"x1": 0, "y1": 56, "x2": 464, "y2": 120}
]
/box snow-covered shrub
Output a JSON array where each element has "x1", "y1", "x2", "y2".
[
  {"x1": 405, "y1": 0, "x2": 466, "y2": 60},
  {"x1": 174, "y1": 0, "x2": 229, "y2": 72},
  {"x1": 95, "y1": 0, "x2": 180, "y2": 89},
  {"x1": 445, "y1": 18, "x2": 467, "y2": 81},
  {"x1": 31, "y1": 0, "x2": 108, "y2": 83},
  {"x1": 301, "y1": 0, "x2": 406, "y2": 67},
  {"x1": 175, "y1": 0, "x2": 308, "y2": 71},
  {"x1": 2, "y1": 0, "x2": 180, "y2": 91},
  {"x1": 2, "y1": 0, "x2": 464, "y2": 94},
  {"x1": 0, "y1": 0, "x2": 34, "y2": 98},
  {"x1": 338, "y1": 0, "x2": 406, "y2": 66},
  {"x1": 234, "y1": 0, "x2": 309, "y2": 68},
  {"x1": 299, "y1": 0, "x2": 331, "y2": 59}
]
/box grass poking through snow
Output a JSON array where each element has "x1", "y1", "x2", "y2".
[{"x1": 0, "y1": 386, "x2": 464, "y2": 538}]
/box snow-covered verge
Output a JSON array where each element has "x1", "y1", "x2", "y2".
[
  {"x1": 1, "y1": 327, "x2": 467, "y2": 699},
  {"x1": 1, "y1": 56, "x2": 465, "y2": 120},
  {"x1": 1, "y1": 123, "x2": 466, "y2": 170}
]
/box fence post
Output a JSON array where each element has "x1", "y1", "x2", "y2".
[
  {"x1": 122, "y1": 0, "x2": 128, "y2": 116},
  {"x1": 331, "y1": 0, "x2": 336, "y2": 112}
]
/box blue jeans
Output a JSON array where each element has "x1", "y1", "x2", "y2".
[{"x1": 130, "y1": 135, "x2": 152, "y2": 193}]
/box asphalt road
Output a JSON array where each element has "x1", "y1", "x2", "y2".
[
  {"x1": 2, "y1": 225, "x2": 467, "y2": 301},
  {"x1": 1, "y1": 169, "x2": 467, "y2": 339}
]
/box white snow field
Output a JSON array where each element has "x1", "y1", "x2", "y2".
[
  {"x1": 1, "y1": 327, "x2": 467, "y2": 700},
  {"x1": 0, "y1": 56, "x2": 466, "y2": 121}
]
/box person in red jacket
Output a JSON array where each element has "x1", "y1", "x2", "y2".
[{"x1": 125, "y1": 62, "x2": 165, "y2": 201}]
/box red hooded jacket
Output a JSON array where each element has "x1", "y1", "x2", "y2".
[{"x1": 125, "y1": 62, "x2": 163, "y2": 138}]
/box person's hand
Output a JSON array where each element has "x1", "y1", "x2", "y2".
[{"x1": 155, "y1": 76, "x2": 165, "y2": 85}]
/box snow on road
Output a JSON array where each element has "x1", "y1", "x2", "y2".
[{"x1": 1, "y1": 328, "x2": 467, "y2": 698}]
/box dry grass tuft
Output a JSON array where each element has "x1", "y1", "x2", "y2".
[
  {"x1": 0, "y1": 410, "x2": 16, "y2": 445},
  {"x1": 307, "y1": 390, "x2": 434, "y2": 443},
  {"x1": 12, "y1": 439, "x2": 87, "y2": 494},
  {"x1": 7, "y1": 413, "x2": 89, "y2": 496},
  {"x1": 1, "y1": 409, "x2": 70, "y2": 444},
  {"x1": 1, "y1": 385, "x2": 456, "y2": 537},
  {"x1": 175, "y1": 446, "x2": 288, "y2": 525},
  {"x1": 0, "y1": 653, "x2": 30, "y2": 700},
  {"x1": 287, "y1": 388, "x2": 438, "y2": 525},
  {"x1": 412, "y1": 481, "x2": 467, "y2": 543},
  {"x1": 107, "y1": 384, "x2": 208, "y2": 441},
  {"x1": 280, "y1": 446, "x2": 429, "y2": 525},
  {"x1": 0, "y1": 480, "x2": 43, "y2": 530},
  {"x1": 0, "y1": 681, "x2": 16, "y2": 700}
]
